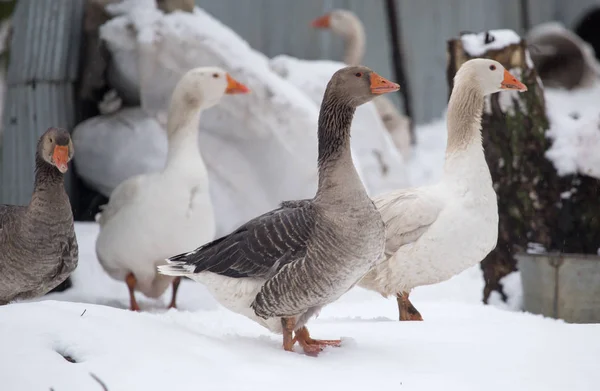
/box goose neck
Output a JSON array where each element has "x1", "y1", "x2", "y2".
[
  {"x1": 341, "y1": 24, "x2": 365, "y2": 65},
  {"x1": 315, "y1": 94, "x2": 365, "y2": 203},
  {"x1": 165, "y1": 104, "x2": 203, "y2": 169},
  {"x1": 28, "y1": 156, "x2": 70, "y2": 215},
  {"x1": 445, "y1": 81, "x2": 484, "y2": 156},
  {"x1": 443, "y1": 80, "x2": 489, "y2": 181}
]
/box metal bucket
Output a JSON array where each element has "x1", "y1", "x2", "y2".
[{"x1": 515, "y1": 252, "x2": 600, "y2": 323}]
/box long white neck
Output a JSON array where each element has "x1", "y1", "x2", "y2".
[
  {"x1": 443, "y1": 78, "x2": 490, "y2": 186},
  {"x1": 164, "y1": 101, "x2": 206, "y2": 173},
  {"x1": 338, "y1": 21, "x2": 365, "y2": 65}
]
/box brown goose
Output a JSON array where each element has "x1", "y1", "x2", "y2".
[
  {"x1": 0, "y1": 127, "x2": 78, "y2": 305},
  {"x1": 159, "y1": 66, "x2": 399, "y2": 355}
]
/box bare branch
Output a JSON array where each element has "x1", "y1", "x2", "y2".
[{"x1": 90, "y1": 373, "x2": 108, "y2": 391}]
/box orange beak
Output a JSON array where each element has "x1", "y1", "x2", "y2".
[
  {"x1": 311, "y1": 14, "x2": 331, "y2": 28},
  {"x1": 500, "y1": 69, "x2": 528, "y2": 92},
  {"x1": 52, "y1": 145, "x2": 69, "y2": 173},
  {"x1": 225, "y1": 74, "x2": 250, "y2": 94},
  {"x1": 370, "y1": 72, "x2": 400, "y2": 94}
]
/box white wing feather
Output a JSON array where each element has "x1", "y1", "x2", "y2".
[
  {"x1": 96, "y1": 175, "x2": 146, "y2": 226},
  {"x1": 374, "y1": 187, "x2": 444, "y2": 255}
]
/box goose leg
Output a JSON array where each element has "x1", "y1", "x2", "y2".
[
  {"x1": 125, "y1": 272, "x2": 141, "y2": 312},
  {"x1": 168, "y1": 277, "x2": 181, "y2": 309},
  {"x1": 396, "y1": 291, "x2": 423, "y2": 321},
  {"x1": 282, "y1": 318, "x2": 295, "y2": 352},
  {"x1": 294, "y1": 326, "x2": 341, "y2": 355}
]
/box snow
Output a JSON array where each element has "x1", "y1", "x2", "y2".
[
  {"x1": 461, "y1": 29, "x2": 521, "y2": 57},
  {"x1": 544, "y1": 83, "x2": 600, "y2": 179},
  {"x1": 488, "y1": 271, "x2": 524, "y2": 312},
  {"x1": 524, "y1": 22, "x2": 600, "y2": 180},
  {"x1": 3, "y1": 217, "x2": 599, "y2": 390}
]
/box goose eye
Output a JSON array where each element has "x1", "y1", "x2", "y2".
[
  {"x1": 355, "y1": 72, "x2": 362, "y2": 77},
  {"x1": 213, "y1": 73, "x2": 219, "y2": 78},
  {"x1": 49, "y1": 138, "x2": 53, "y2": 143},
  {"x1": 489, "y1": 65, "x2": 496, "y2": 71}
]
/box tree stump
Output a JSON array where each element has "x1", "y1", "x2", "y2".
[{"x1": 447, "y1": 30, "x2": 600, "y2": 304}]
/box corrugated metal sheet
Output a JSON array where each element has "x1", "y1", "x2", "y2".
[{"x1": 0, "y1": 0, "x2": 83, "y2": 205}]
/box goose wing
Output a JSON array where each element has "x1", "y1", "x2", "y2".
[
  {"x1": 374, "y1": 187, "x2": 444, "y2": 254},
  {"x1": 160, "y1": 199, "x2": 315, "y2": 279},
  {"x1": 96, "y1": 175, "x2": 145, "y2": 226}
]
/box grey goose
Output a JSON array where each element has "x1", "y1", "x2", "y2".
[
  {"x1": 0, "y1": 127, "x2": 78, "y2": 305},
  {"x1": 159, "y1": 66, "x2": 400, "y2": 355}
]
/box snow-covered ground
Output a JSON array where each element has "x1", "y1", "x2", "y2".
[
  {"x1": 3, "y1": 101, "x2": 600, "y2": 390},
  {"x1": 3, "y1": 183, "x2": 599, "y2": 390}
]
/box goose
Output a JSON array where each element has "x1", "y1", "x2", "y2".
[
  {"x1": 158, "y1": 66, "x2": 399, "y2": 355},
  {"x1": 357, "y1": 59, "x2": 527, "y2": 320},
  {"x1": 95, "y1": 67, "x2": 249, "y2": 311},
  {"x1": 0, "y1": 127, "x2": 78, "y2": 305},
  {"x1": 312, "y1": 9, "x2": 412, "y2": 159}
]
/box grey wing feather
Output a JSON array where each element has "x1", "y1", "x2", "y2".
[{"x1": 165, "y1": 199, "x2": 315, "y2": 279}]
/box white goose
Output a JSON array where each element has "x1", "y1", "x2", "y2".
[
  {"x1": 95, "y1": 67, "x2": 249, "y2": 311},
  {"x1": 358, "y1": 59, "x2": 527, "y2": 320},
  {"x1": 312, "y1": 9, "x2": 412, "y2": 160}
]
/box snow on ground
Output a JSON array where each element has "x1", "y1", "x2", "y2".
[
  {"x1": 2, "y1": 221, "x2": 599, "y2": 390},
  {"x1": 3, "y1": 91, "x2": 600, "y2": 390}
]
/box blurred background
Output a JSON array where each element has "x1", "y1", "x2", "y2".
[{"x1": 1, "y1": 0, "x2": 600, "y2": 207}]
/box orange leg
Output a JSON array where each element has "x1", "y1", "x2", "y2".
[
  {"x1": 125, "y1": 272, "x2": 141, "y2": 312},
  {"x1": 281, "y1": 318, "x2": 295, "y2": 352},
  {"x1": 396, "y1": 291, "x2": 423, "y2": 321},
  {"x1": 168, "y1": 277, "x2": 181, "y2": 309},
  {"x1": 294, "y1": 326, "x2": 342, "y2": 356}
]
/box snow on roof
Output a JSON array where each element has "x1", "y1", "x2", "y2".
[{"x1": 461, "y1": 29, "x2": 522, "y2": 57}]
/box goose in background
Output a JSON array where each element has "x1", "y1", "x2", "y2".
[
  {"x1": 358, "y1": 59, "x2": 527, "y2": 320},
  {"x1": 312, "y1": 9, "x2": 412, "y2": 160},
  {"x1": 75, "y1": 0, "x2": 328, "y2": 238},
  {"x1": 95, "y1": 67, "x2": 249, "y2": 311},
  {"x1": 0, "y1": 128, "x2": 78, "y2": 305},
  {"x1": 73, "y1": 0, "x2": 408, "y2": 237},
  {"x1": 159, "y1": 66, "x2": 399, "y2": 355}
]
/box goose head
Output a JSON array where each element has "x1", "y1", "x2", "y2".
[
  {"x1": 456, "y1": 59, "x2": 528, "y2": 96},
  {"x1": 326, "y1": 65, "x2": 400, "y2": 107},
  {"x1": 38, "y1": 127, "x2": 74, "y2": 174},
  {"x1": 312, "y1": 9, "x2": 362, "y2": 38},
  {"x1": 170, "y1": 66, "x2": 250, "y2": 111}
]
